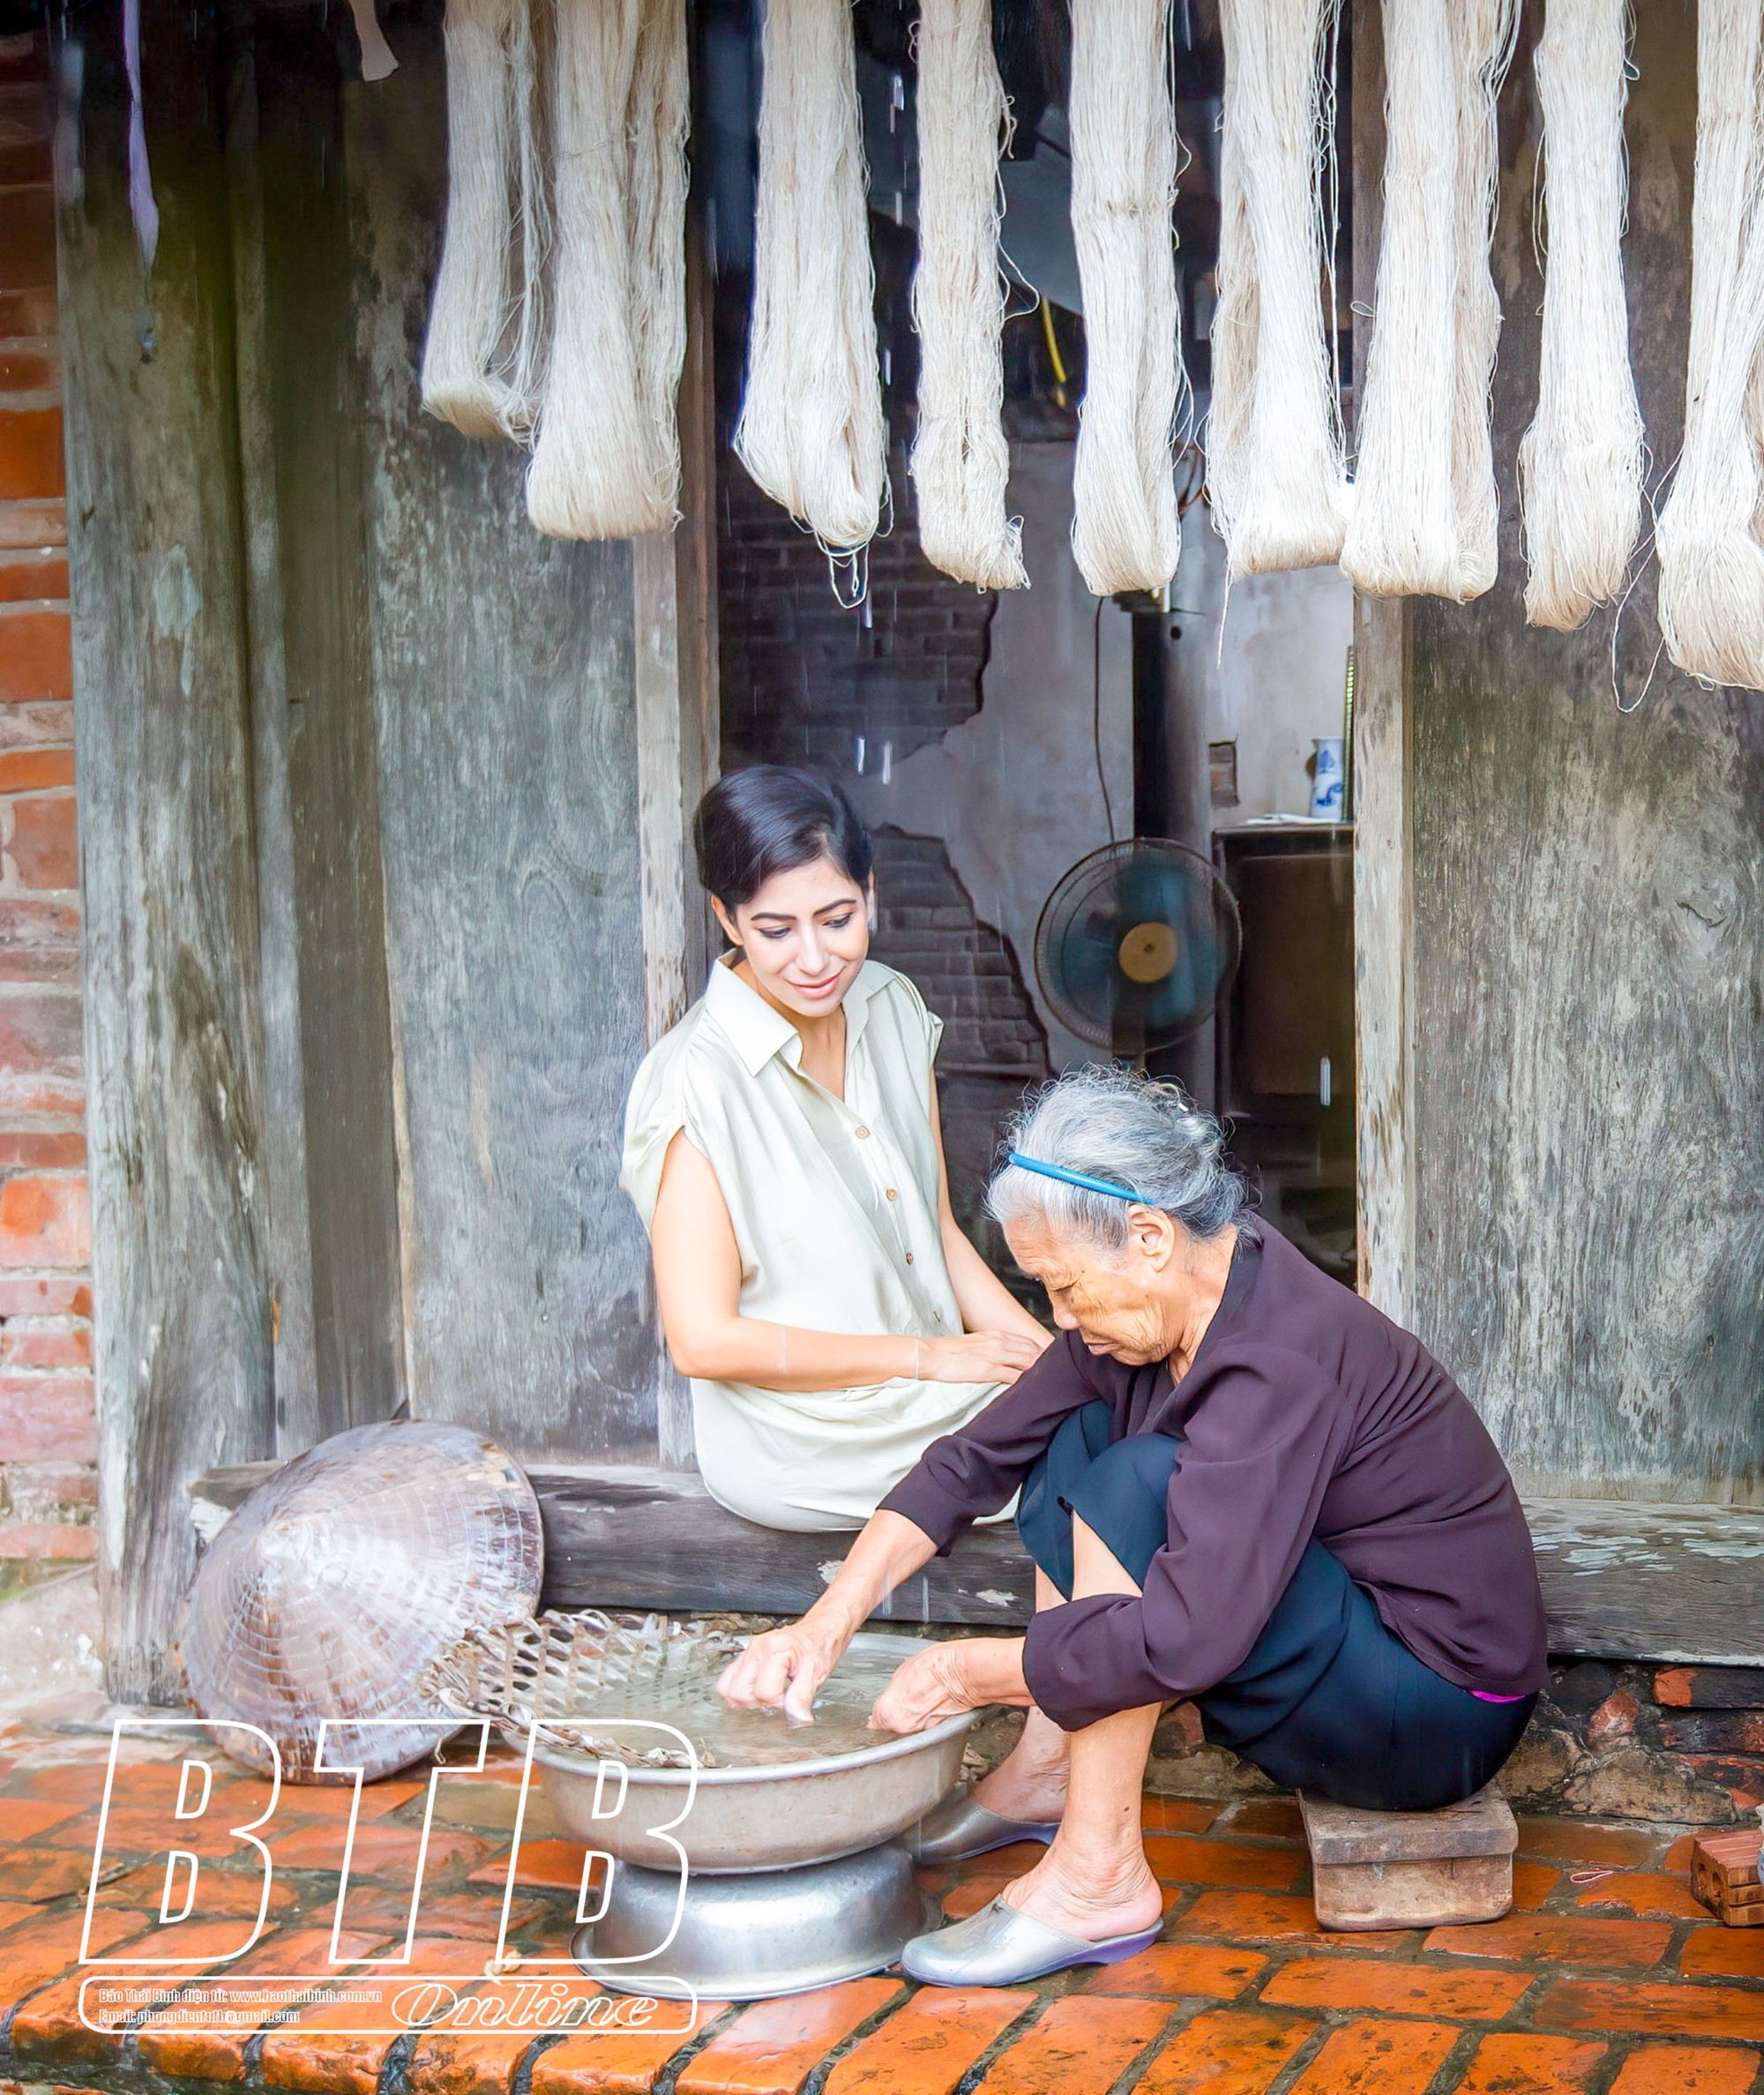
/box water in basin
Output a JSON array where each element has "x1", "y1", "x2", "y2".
[{"x1": 542, "y1": 1635, "x2": 920, "y2": 1770}]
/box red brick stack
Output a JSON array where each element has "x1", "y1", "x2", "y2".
[
  {"x1": 1692, "y1": 1829, "x2": 1764, "y2": 1929},
  {"x1": 0, "y1": 31, "x2": 93, "y2": 1576}
]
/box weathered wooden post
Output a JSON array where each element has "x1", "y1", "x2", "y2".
[
  {"x1": 55, "y1": 8, "x2": 274, "y2": 1701},
  {"x1": 1350, "y1": 1, "x2": 1764, "y2": 1507}
]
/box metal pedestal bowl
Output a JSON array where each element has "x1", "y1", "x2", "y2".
[
  {"x1": 572, "y1": 1842, "x2": 937, "y2": 2001},
  {"x1": 426, "y1": 1617, "x2": 969, "y2": 1996}
]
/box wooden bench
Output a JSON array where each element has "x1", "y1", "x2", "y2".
[{"x1": 190, "y1": 1460, "x2": 1764, "y2": 1665}]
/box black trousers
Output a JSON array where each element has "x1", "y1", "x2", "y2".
[{"x1": 1016, "y1": 1400, "x2": 1536, "y2": 1813}]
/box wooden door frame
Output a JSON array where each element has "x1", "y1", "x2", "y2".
[
  {"x1": 1349, "y1": 0, "x2": 1412, "y2": 1324},
  {"x1": 632, "y1": 209, "x2": 720, "y2": 1468}
]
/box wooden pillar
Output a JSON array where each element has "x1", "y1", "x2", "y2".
[
  {"x1": 226, "y1": 41, "x2": 321, "y2": 1450},
  {"x1": 55, "y1": 7, "x2": 274, "y2": 1700},
  {"x1": 635, "y1": 215, "x2": 721, "y2": 1054},
  {"x1": 1354, "y1": 2, "x2": 1764, "y2": 1504},
  {"x1": 241, "y1": 19, "x2": 407, "y2": 1444},
  {"x1": 634, "y1": 211, "x2": 720, "y2": 1468},
  {"x1": 1349, "y1": 0, "x2": 1414, "y2": 1327},
  {"x1": 341, "y1": 23, "x2": 662, "y2": 1462}
]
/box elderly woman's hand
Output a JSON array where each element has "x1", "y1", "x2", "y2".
[
  {"x1": 869, "y1": 1636, "x2": 1030, "y2": 1733},
  {"x1": 718, "y1": 1620, "x2": 846, "y2": 1724}
]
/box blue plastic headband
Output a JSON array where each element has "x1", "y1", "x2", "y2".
[{"x1": 1006, "y1": 1152, "x2": 1142, "y2": 1202}]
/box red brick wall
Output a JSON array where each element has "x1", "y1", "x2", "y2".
[
  {"x1": 718, "y1": 446, "x2": 998, "y2": 774},
  {"x1": 0, "y1": 34, "x2": 95, "y2": 1573},
  {"x1": 715, "y1": 435, "x2": 1051, "y2": 1284}
]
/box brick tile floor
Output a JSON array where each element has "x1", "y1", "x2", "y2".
[{"x1": 0, "y1": 1725, "x2": 1756, "y2": 2095}]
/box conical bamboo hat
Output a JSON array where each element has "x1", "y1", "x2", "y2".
[{"x1": 176, "y1": 1421, "x2": 543, "y2": 1783}]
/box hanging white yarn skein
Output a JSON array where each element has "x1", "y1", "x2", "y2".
[
  {"x1": 1517, "y1": 0, "x2": 1642, "y2": 631},
  {"x1": 1656, "y1": 0, "x2": 1764, "y2": 689},
  {"x1": 1208, "y1": 0, "x2": 1348, "y2": 579},
  {"x1": 736, "y1": 0, "x2": 886, "y2": 555},
  {"x1": 422, "y1": 0, "x2": 547, "y2": 442},
  {"x1": 1068, "y1": 0, "x2": 1185, "y2": 597},
  {"x1": 626, "y1": 0, "x2": 691, "y2": 480},
  {"x1": 502, "y1": 0, "x2": 551, "y2": 439},
  {"x1": 909, "y1": 0, "x2": 1026, "y2": 591},
  {"x1": 1444, "y1": 0, "x2": 1514, "y2": 599},
  {"x1": 527, "y1": 0, "x2": 688, "y2": 540},
  {"x1": 1339, "y1": 0, "x2": 1515, "y2": 600}
]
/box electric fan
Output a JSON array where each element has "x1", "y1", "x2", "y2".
[{"x1": 1033, "y1": 840, "x2": 1241, "y2": 1053}]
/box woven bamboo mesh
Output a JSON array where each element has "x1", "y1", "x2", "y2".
[
  {"x1": 176, "y1": 1422, "x2": 543, "y2": 1784},
  {"x1": 423, "y1": 1608, "x2": 745, "y2": 1768}
]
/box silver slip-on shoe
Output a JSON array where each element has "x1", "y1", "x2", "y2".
[
  {"x1": 906, "y1": 1788, "x2": 1062, "y2": 1865},
  {"x1": 901, "y1": 1897, "x2": 1161, "y2": 1987}
]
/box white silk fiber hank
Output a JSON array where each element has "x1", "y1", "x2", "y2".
[
  {"x1": 1208, "y1": 0, "x2": 1348, "y2": 580},
  {"x1": 1068, "y1": 0, "x2": 1185, "y2": 597},
  {"x1": 1340, "y1": 0, "x2": 1516, "y2": 601},
  {"x1": 1656, "y1": 0, "x2": 1764, "y2": 688},
  {"x1": 1518, "y1": 0, "x2": 1642, "y2": 632},
  {"x1": 736, "y1": 0, "x2": 886, "y2": 556},
  {"x1": 422, "y1": 0, "x2": 549, "y2": 443},
  {"x1": 909, "y1": 0, "x2": 1027, "y2": 590},
  {"x1": 527, "y1": 0, "x2": 689, "y2": 540}
]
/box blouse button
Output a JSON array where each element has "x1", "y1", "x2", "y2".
[
  {"x1": 856, "y1": 1126, "x2": 871, "y2": 1139},
  {"x1": 886, "y1": 1187, "x2": 899, "y2": 1201},
  {"x1": 905, "y1": 1251, "x2": 915, "y2": 1265}
]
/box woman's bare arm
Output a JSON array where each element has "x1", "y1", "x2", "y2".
[
  {"x1": 650, "y1": 1131, "x2": 1044, "y2": 1392},
  {"x1": 929, "y1": 1083, "x2": 1053, "y2": 1351}
]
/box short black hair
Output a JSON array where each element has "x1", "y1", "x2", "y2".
[{"x1": 693, "y1": 766, "x2": 875, "y2": 911}]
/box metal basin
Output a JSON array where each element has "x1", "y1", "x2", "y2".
[
  {"x1": 572, "y1": 1842, "x2": 938, "y2": 2000},
  {"x1": 534, "y1": 1632, "x2": 972, "y2": 1874}
]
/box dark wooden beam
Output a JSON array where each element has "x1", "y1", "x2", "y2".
[
  {"x1": 226, "y1": 37, "x2": 324, "y2": 1455},
  {"x1": 189, "y1": 1460, "x2": 1764, "y2": 1665},
  {"x1": 191, "y1": 1457, "x2": 1035, "y2": 1628},
  {"x1": 244, "y1": 15, "x2": 407, "y2": 1440},
  {"x1": 57, "y1": 7, "x2": 275, "y2": 1702},
  {"x1": 531, "y1": 1467, "x2": 1035, "y2": 1627}
]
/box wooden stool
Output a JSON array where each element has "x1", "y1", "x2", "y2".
[{"x1": 1299, "y1": 1785, "x2": 1518, "y2": 1930}]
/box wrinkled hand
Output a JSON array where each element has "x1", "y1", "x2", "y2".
[
  {"x1": 717, "y1": 1620, "x2": 844, "y2": 1724},
  {"x1": 918, "y1": 1329, "x2": 1047, "y2": 1388},
  {"x1": 869, "y1": 1642, "x2": 982, "y2": 1734}
]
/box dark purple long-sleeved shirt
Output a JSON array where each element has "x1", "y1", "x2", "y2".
[{"x1": 879, "y1": 1220, "x2": 1550, "y2": 1730}]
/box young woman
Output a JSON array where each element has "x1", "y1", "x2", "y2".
[{"x1": 621, "y1": 766, "x2": 1051, "y2": 1530}]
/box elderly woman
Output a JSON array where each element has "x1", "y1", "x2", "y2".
[{"x1": 719, "y1": 1065, "x2": 1548, "y2": 1987}]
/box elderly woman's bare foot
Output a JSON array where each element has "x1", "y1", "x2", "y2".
[
  {"x1": 998, "y1": 1843, "x2": 1163, "y2": 1943},
  {"x1": 971, "y1": 1711, "x2": 1070, "y2": 1822}
]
